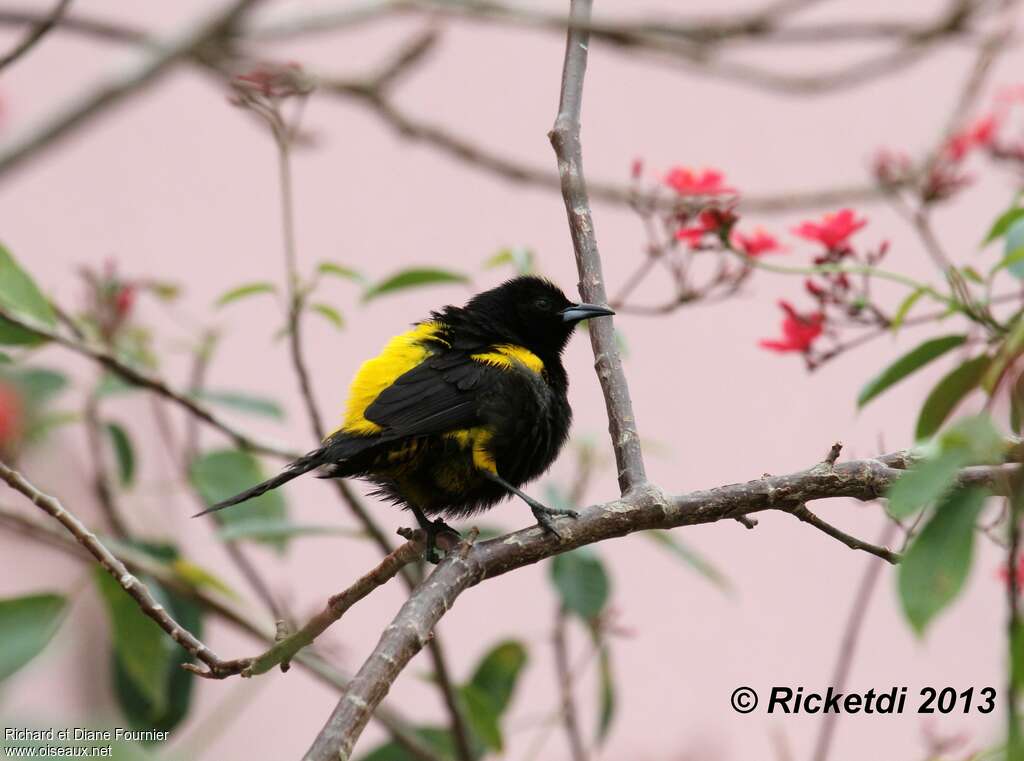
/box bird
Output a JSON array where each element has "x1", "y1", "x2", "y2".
[{"x1": 194, "y1": 275, "x2": 614, "y2": 558}]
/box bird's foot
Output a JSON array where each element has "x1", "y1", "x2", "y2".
[
  {"x1": 531, "y1": 505, "x2": 579, "y2": 539},
  {"x1": 422, "y1": 518, "x2": 462, "y2": 564}
]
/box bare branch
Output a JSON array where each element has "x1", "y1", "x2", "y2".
[
  {"x1": 0, "y1": 0, "x2": 72, "y2": 72},
  {"x1": 549, "y1": 0, "x2": 645, "y2": 494},
  {"x1": 0, "y1": 460, "x2": 225, "y2": 671},
  {"x1": 0, "y1": 0, "x2": 265, "y2": 180},
  {"x1": 786, "y1": 503, "x2": 901, "y2": 564},
  {"x1": 189, "y1": 531, "x2": 426, "y2": 679},
  {"x1": 0, "y1": 502, "x2": 447, "y2": 761}
]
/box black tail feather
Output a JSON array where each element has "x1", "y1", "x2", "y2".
[{"x1": 192, "y1": 448, "x2": 328, "y2": 517}]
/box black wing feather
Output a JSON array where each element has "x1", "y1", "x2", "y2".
[{"x1": 362, "y1": 354, "x2": 490, "y2": 437}]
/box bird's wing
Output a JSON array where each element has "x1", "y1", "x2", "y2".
[{"x1": 361, "y1": 353, "x2": 492, "y2": 438}]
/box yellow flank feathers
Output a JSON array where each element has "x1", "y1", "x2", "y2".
[
  {"x1": 444, "y1": 427, "x2": 498, "y2": 474},
  {"x1": 335, "y1": 322, "x2": 444, "y2": 436},
  {"x1": 471, "y1": 344, "x2": 544, "y2": 374}
]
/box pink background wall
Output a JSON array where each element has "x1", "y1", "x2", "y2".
[{"x1": 1, "y1": 1, "x2": 1021, "y2": 758}]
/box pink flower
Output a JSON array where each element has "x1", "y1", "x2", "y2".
[
  {"x1": 674, "y1": 209, "x2": 736, "y2": 246},
  {"x1": 733, "y1": 228, "x2": 782, "y2": 256},
  {"x1": 759, "y1": 301, "x2": 824, "y2": 353},
  {"x1": 664, "y1": 167, "x2": 735, "y2": 196},
  {"x1": 944, "y1": 114, "x2": 1000, "y2": 161},
  {"x1": 792, "y1": 209, "x2": 867, "y2": 250}
]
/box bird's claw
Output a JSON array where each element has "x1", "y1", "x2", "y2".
[
  {"x1": 531, "y1": 505, "x2": 579, "y2": 539},
  {"x1": 423, "y1": 518, "x2": 461, "y2": 564}
]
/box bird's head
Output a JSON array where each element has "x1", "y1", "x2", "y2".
[{"x1": 462, "y1": 276, "x2": 615, "y2": 355}]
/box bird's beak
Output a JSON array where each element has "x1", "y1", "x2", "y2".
[{"x1": 559, "y1": 302, "x2": 616, "y2": 324}]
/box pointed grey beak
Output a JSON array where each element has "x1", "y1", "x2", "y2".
[{"x1": 559, "y1": 302, "x2": 616, "y2": 324}]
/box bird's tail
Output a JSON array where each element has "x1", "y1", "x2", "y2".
[{"x1": 192, "y1": 436, "x2": 368, "y2": 517}]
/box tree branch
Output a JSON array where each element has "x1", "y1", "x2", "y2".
[
  {"x1": 0, "y1": 306, "x2": 298, "y2": 460},
  {"x1": 301, "y1": 450, "x2": 1012, "y2": 759},
  {"x1": 0, "y1": 0, "x2": 71, "y2": 72},
  {"x1": 549, "y1": 0, "x2": 645, "y2": 494},
  {"x1": 0, "y1": 0, "x2": 265, "y2": 180}
]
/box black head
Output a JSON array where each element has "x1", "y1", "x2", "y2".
[{"x1": 459, "y1": 276, "x2": 615, "y2": 355}]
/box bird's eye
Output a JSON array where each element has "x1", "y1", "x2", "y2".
[{"x1": 534, "y1": 297, "x2": 551, "y2": 311}]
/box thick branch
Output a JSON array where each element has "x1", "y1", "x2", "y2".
[
  {"x1": 303, "y1": 452, "x2": 1012, "y2": 759},
  {"x1": 549, "y1": 0, "x2": 645, "y2": 494}
]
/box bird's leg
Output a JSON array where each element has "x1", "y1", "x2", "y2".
[
  {"x1": 408, "y1": 503, "x2": 460, "y2": 563},
  {"x1": 481, "y1": 471, "x2": 578, "y2": 538}
]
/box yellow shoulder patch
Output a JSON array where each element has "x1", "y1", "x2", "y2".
[
  {"x1": 332, "y1": 321, "x2": 445, "y2": 437},
  {"x1": 471, "y1": 344, "x2": 544, "y2": 374}
]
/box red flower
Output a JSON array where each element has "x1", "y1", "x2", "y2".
[
  {"x1": 664, "y1": 167, "x2": 735, "y2": 196},
  {"x1": 792, "y1": 209, "x2": 867, "y2": 250},
  {"x1": 871, "y1": 149, "x2": 913, "y2": 187},
  {"x1": 944, "y1": 114, "x2": 1000, "y2": 161},
  {"x1": 114, "y1": 285, "x2": 136, "y2": 320},
  {"x1": 999, "y1": 556, "x2": 1024, "y2": 592},
  {"x1": 0, "y1": 381, "x2": 24, "y2": 449},
  {"x1": 759, "y1": 301, "x2": 825, "y2": 353},
  {"x1": 675, "y1": 209, "x2": 735, "y2": 246},
  {"x1": 733, "y1": 228, "x2": 782, "y2": 256}
]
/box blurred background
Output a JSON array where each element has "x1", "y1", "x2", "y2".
[{"x1": 0, "y1": 1, "x2": 1022, "y2": 759}]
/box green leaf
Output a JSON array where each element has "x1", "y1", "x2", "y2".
[
  {"x1": 550, "y1": 547, "x2": 610, "y2": 621},
  {"x1": 484, "y1": 247, "x2": 535, "y2": 275},
  {"x1": 94, "y1": 569, "x2": 171, "y2": 714},
  {"x1": 642, "y1": 527, "x2": 730, "y2": 588},
  {"x1": 6, "y1": 367, "x2": 67, "y2": 407},
  {"x1": 466, "y1": 640, "x2": 527, "y2": 717},
  {"x1": 105, "y1": 422, "x2": 135, "y2": 487},
  {"x1": 1005, "y1": 220, "x2": 1024, "y2": 280},
  {"x1": 989, "y1": 246, "x2": 1024, "y2": 279},
  {"x1": 596, "y1": 644, "x2": 616, "y2": 744},
  {"x1": 214, "y1": 282, "x2": 276, "y2": 308},
  {"x1": 890, "y1": 288, "x2": 926, "y2": 334},
  {"x1": 886, "y1": 449, "x2": 971, "y2": 519},
  {"x1": 171, "y1": 559, "x2": 239, "y2": 599},
  {"x1": 216, "y1": 519, "x2": 361, "y2": 542},
  {"x1": 310, "y1": 302, "x2": 345, "y2": 330},
  {"x1": 0, "y1": 243, "x2": 57, "y2": 346},
  {"x1": 915, "y1": 355, "x2": 990, "y2": 440},
  {"x1": 189, "y1": 449, "x2": 288, "y2": 551},
  {"x1": 460, "y1": 684, "x2": 503, "y2": 751},
  {"x1": 642, "y1": 530, "x2": 731, "y2": 592},
  {"x1": 0, "y1": 351, "x2": 11, "y2": 364},
  {"x1": 898, "y1": 487, "x2": 987, "y2": 635},
  {"x1": 982, "y1": 206, "x2": 1024, "y2": 246},
  {"x1": 357, "y1": 727, "x2": 463, "y2": 761},
  {"x1": 0, "y1": 593, "x2": 67, "y2": 682},
  {"x1": 191, "y1": 390, "x2": 284, "y2": 420},
  {"x1": 857, "y1": 335, "x2": 967, "y2": 409},
  {"x1": 362, "y1": 268, "x2": 470, "y2": 302},
  {"x1": 317, "y1": 261, "x2": 366, "y2": 283}
]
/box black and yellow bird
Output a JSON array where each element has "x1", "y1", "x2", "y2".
[{"x1": 196, "y1": 276, "x2": 614, "y2": 555}]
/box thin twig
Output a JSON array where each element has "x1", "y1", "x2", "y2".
[
  {"x1": 787, "y1": 503, "x2": 901, "y2": 564},
  {"x1": 0, "y1": 305, "x2": 298, "y2": 460},
  {"x1": 810, "y1": 522, "x2": 899, "y2": 761},
  {"x1": 0, "y1": 0, "x2": 72, "y2": 72},
  {"x1": 0, "y1": 460, "x2": 226, "y2": 671},
  {"x1": 553, "y1": 606, "x2": 588, "y2": 761},
  {"x1": 548, "y1": 0, "x2": 646, "y2": 494},
  {"x1": 0, "y1": 0, "x2": 266, "y2": 180},
  {"x1": 187, "y1": 531, "x2": 426, "y2": 679},
  {"x1": 0, "y1": 502, "x2": 447, "y2": 761}
]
